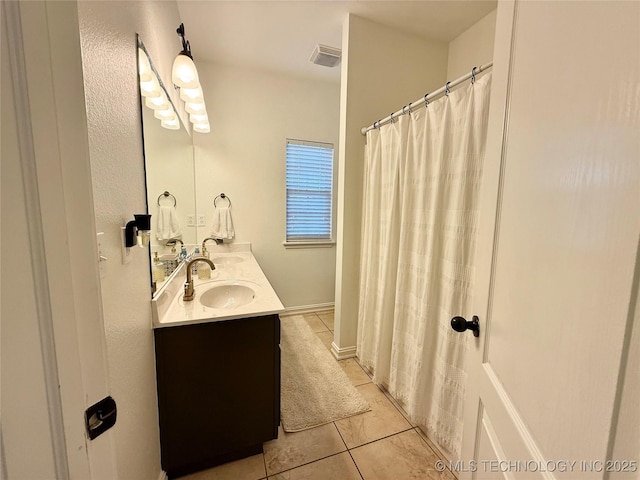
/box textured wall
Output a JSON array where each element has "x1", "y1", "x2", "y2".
[
  {"x1": 77, "y1": 2, "x2": 182, "y2": 478},
  {"x1": 193, "y1": 62, "x2": 340, "y2": 309}
]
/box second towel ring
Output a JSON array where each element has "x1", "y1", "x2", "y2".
[
  {"x1": 214, "y1": 193, "x2": 232, "y2": 208},
  {"x1": 157, "y1": 191, "x2": 177, "y2": 207}
]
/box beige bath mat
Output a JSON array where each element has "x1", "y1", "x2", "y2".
[{"x1": 280, "y1": 315, "x2": 370, "y2": 432}]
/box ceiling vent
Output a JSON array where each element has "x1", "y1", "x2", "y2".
[{"x1": 310, "y1": 44, "x2": 341, "y2": 68}]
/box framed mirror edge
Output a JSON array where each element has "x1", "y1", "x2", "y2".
[{"x1": 136, "y1": 34, "x2": 197, "y2": 299}]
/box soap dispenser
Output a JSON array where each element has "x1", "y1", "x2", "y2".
[
  {"x1": 197, "y1": 263, "x2": 211, "y2": 280},
  {"x1": 190, "y1": 248, "x2": 201, "y2": 276},
  {"x1": 197, "y1": 252, "x2": 211, "y2": 280},
  {"x1": 152, "y1": 252, "x2": 165, "y2": 283},
  {"x1": 196, "y1": 247, "x2": 211, "y2": 279}
]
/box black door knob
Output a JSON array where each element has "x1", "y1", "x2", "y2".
[{"x1": 451, "y1": 315, "x2": 480, "y2": 337}]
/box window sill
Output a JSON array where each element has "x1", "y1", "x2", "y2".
[{"x1": 283, "y1": 240, "x2": 336, "y2": 249}]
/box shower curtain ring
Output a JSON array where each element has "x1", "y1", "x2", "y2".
[
  {"x1": 407, "y1": 103, "x2": 413, "y2": 115},
  {"x1": 424, "y1": 93, "x2": 429, "y2": 107},
  {"x1": 402, "y1": 105, "x2": 408, "y2": 116},
  {"x1": 471, "y1": 66, "x2": 478, "y2": 84},
  {"x1": 445, "y1": 82, "x2": 451, "y2": 96},
  {"x1": 390, "y1": 112, "x2": 394, "y2": 124}
]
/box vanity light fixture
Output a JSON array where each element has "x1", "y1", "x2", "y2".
[
  {"x1": 138, "y1": 46, "x2": 179, "y2": 130},
  {"x1": 145, "y1": 91, "x2": 170, "y2": 111},
  {"x1": 193, "y1": 123, "x2": 210, "y2": 134},
  {"x1": 172, "y1": 23, "x2": 210, "y2": 133},
  {"x1": 161, "y1": 118, "x2": 180, "y2": 130},
  {"x1": 171, "y1": 24, "x2": 199, "y2": 89},
  {"x1": 137, "y1": 48, "x2": 154, "y2": 82}
]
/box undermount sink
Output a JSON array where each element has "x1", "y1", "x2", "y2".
[
  {"x1": 211, "y1": 256, "x2": 244, "y2": 266},
  {"x1": 199, "y1": 282, "x2": 256, "y2": 309}
]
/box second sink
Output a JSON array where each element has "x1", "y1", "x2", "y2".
[{"x1": 211, "y1": 256, "x2": 244, "y2": 266}]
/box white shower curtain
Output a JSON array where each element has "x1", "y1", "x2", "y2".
[{"x1": 357, "y1": 73, "x2": 491, "y2": 458}]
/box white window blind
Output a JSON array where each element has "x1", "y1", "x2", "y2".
[{"x1": 286, "y1": 139, "x2": 334, "y2": 242}]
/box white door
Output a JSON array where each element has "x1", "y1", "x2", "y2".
[
  {"x1": 2, "y1": 1, "x2": 116, "y2": 478},
  {"x1": 459, "y1": 1, "x2": 640, "y2": 479}
]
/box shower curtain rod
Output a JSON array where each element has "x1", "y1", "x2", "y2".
[{"x1": 360, "y1": 61, "x2": 493, "y2": 135}]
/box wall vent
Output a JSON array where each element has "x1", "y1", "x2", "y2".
[{"x1": 309, "y1": 44, "x2": 341, "y2": 68}]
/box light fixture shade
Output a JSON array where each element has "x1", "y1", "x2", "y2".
[
  {"x1": 145, "y1": 91, "x2": 170, "y2": 111},
  {"x1": 193, "y1": 123, "x2": 210, "y2": 133},
  {"x1": 161, "y1": 118, "x2": 180, "y2": 130},
  {"x1": 172, "y1": 53, "x2": 200, "y2": 89},
  {"x1": 185, "y1": 101, "x2": 206, "y2": 115},
  {"x1": 189, "y1": 112, "x2": 208, "y2": 124},
  {"x1": 140, "y1": 76, "x2": 161, "y2": 98},
  {"x1": 154, "y1": 108, "x2": 177, "y2": 121},
  {"x1": 138, "y1": 49, "x2": 153, "y2": 82},
  {"x1": 179, "y1": 86, "x2": 204, "y2": 103}
]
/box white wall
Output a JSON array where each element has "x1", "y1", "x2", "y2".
[
  {"x1": 334, "y1": 14, "x2": 448, "y2": 355},
  {"x1": 446, "y1": 9, "x2": 497, "y2": 80},
  {"x1": 193, "y1": 62, "x2": 340, "y2": 308},
  {"x1": 77, "y1": 1, "x2": 184, "y2": 478}
]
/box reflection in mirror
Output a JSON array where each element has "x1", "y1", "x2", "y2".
[{"x1": 137, "y1": 36, "x2": 196, "y2": 297}]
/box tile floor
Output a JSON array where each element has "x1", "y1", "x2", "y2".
[{"x1": 180, "y1": 310, "x2": 455, "y2": 480}]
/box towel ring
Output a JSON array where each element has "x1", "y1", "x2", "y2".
[
  {"x1": 214, "y1": 193, "x2": 232, "y2": 208},
  {"x1": 157, "y1": 191, "x2": 177, "y2": 207}
]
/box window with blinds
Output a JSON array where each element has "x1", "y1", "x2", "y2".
[{"x1": 285, "y1": 139, "x2": 334, "y2": 244}]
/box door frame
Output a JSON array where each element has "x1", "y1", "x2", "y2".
[{"x1": 3, "y1": 1, "x2": 116, "y2": 477}]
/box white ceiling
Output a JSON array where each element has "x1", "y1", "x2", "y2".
[{"x1": 177, "y1": 0, "x2": 497, "y2": 83}]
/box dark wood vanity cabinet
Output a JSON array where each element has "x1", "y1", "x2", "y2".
[{"x1": 154, "y1": 314, "x2": 280, "y2": 479}]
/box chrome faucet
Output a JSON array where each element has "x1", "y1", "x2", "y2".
[
  {"x1": 166, "y1": 238, "x2": 184, "y2": 253},
  {"x1": 201, "y1": 237, "x2": 222, "y2": 256},
  {"x1": 183, "y1": 258, "x2": 215, "y2": 301}
]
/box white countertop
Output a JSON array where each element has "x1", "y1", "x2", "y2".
[{"x1": 151, "y1": 245, "x2": 284, "y2": 329}]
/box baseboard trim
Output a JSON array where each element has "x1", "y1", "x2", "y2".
[
  {"x1": 331, "y1": 342, "x2": 357, "y2": 360},
  {"x1": 158, "y1": 470, "x2": 168, "y2": 480},
  {"x1": 282, "y1": 302, "x2": 335, "y2": 316}
]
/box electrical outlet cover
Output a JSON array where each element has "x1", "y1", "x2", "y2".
[
  {"x1": 197, "y1": 214, "x2": 206, "y2": 227},
  {"x1": 187, "y1": 215, "x2": 195, "y2": 227}
]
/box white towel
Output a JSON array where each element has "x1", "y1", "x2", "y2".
[
  {"x1": 156, "y1": 205, "x2": 182, "y2": 241},
  {"x1": 211, "y1": 205, "x2": 235, "y2": 239}
]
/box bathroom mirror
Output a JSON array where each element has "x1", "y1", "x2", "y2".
[{"x1": 137, "y1": 37, "x2": 197, "y2": 295}]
